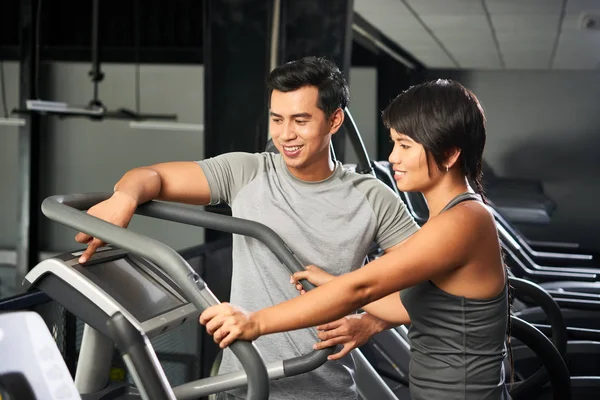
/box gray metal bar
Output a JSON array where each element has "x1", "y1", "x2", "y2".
[
  {"x1": 173, "y1": 362, "x2": 285, "y2": 400},
  {"x1": 353, "y1": 349, "x2": 398, "y2": 400},
  {"x1": 509, "y1": 316, "x2": 571, "y2": 400},
  {"x1": 75, "y1": 324, "x2": 114, "y2": 393},
  {"x1": 134, "y1": 200, "x2": 317, "y2": 291},
  {"x1": 343, "y1": 108, "x2": 374, "y2": 176},
  {"x1": 42, "y1": 192, "x2": 339, "y2": 395},
  {"x1": 510, "y1": 277, "x2": 567, "y2": 356},
  {"x1": 528, "y1": 240, "x2": 580, "y2": 251},
  {"x1": 41, "y1": 194, "x2": 273, "y2": 398},
  {"x1": 135, "y1": 199, "x2": 338, "y2": 369},
  {"x1": 107, "y1": 312, "x2": 176, "y2": 400},
  {"x1": 16, "y1": 0, "x2": 42, "y2": 286}
]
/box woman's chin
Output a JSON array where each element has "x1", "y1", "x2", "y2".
[{"x1": 396, "y1": 181, "x2": 415, "y2": 192}]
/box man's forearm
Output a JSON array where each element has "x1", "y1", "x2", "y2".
[
  {"x1": 362, "y1": 312, "x2": 397, "y2": 333},
  {"x1": 113, "y1": 167, "x2": 162, "y2": 205}
]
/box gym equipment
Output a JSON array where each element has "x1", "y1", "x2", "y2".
[
  {"x1": 481, "y1": 161, "x2": 556, "y2": 225},
  {"x1": 0, "y1": 309, "x2": 177, "y2": 400},
  {"x1": 0, "y1": 311, "x2": 82, "y2": 400},
  {"x1": 22, "y1": 194, "x2": 277, "y2": 399},
  {"x1": 22, "y1": 193, "x2": 399, "y2": 399},
  {"x1": 492, "y1": 210, "x2": 598, "y2": 267},
  {"x1": 508, "y1": 278, "x2": 600, "y2": 398}
]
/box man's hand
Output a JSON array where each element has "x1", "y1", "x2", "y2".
[
  {"x1": 314, "y1": 313, "x2": 390, "y2": 360},
  {"x1": 291, "y1": 265, "x2": 334, "y2": 294},
  {"x1": 199, "y1": 303, "x2": 261, "y2": 348},
  {"x1": 74, "y1": 191, "x2": 138, "y2": 263}
]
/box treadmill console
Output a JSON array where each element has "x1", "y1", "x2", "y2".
[{"x1": 23, "y1": 246, "x2": 199, "y2": 340}]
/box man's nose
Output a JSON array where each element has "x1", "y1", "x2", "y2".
[{"x1": 280, "y1": 121, "x2": 296, "y2": 140}]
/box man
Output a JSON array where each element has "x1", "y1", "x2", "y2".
[{"x1": 75, "y1": 56, "x2": 419, "y2": 399}]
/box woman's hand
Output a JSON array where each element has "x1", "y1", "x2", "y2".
[
  {"x1": 199, "y1": 303, "x2": 261, "y2": 348},
  {"x1": 290, "y1": 265, "x2": 335, "y2": 294}
]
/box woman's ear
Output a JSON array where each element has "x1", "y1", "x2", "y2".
[{"x1": 444, "y1": 147, "x2": 462, "y2": 170}]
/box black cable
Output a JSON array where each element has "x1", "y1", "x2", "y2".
[
  {"x1": 0, "y1": 61, "x2": 9, "y2": 118},
  {"x1": 35, "y1": 0, "x2": 42, "y2": 99},
  {"x1": 134, "y1": 0, "x2": 141, "y2": 115}
]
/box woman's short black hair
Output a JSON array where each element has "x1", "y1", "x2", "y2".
[{"x1": 382, "y1": 79, "x2": 487, "y2": 195}]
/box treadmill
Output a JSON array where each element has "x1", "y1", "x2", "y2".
[{"x1": 21, "y1": 193, "x2": 394, "y2": 400}]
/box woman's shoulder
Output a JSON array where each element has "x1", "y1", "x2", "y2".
[{"x1": 432, "y1": 199, "x2": 497, "y2": 244}]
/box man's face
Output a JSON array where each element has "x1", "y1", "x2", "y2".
[{"x1": 269, "y1": 86, "x2": 334, "y2": 172}]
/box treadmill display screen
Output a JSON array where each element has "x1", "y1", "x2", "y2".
[{"x1": 80, "y1": 257, "x2": 185, "y2": 323}]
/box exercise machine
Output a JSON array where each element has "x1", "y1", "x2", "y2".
[
  {"x1": 22, "y1": 193, "x2": 397, "y2": 399},
  {"x1": 0, "y1": 311, "x2": 81, "y2": 400}
]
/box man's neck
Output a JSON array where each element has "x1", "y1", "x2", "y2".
[{"x1": 287, "y1": 157, "x2": 335, "y2": 182}]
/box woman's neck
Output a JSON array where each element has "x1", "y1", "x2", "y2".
[{"x1": 423, "y1": 176, "x2": 472, "y2": 217}]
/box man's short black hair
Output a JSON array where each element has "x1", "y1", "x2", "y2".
[{"x1": 267, "y1": 56, "x2": 350, "y2": 117}]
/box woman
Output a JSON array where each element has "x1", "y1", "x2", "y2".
[{"x1": 200, "y1": 79, "x2": 512, "y2": 399}]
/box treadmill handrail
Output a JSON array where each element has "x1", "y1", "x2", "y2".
[
  {"x1": 496, "y1": 224, "x2": 600, "y2": 276},
  {"x1": 491, "y1": 206, "x2": 594, "y2": 261},
  {"x1": 509, "y1": 277, "x2": 567, "y2": 356},
  {"x1": 133, "y1": 198, "x2": 338, "y2": 375},
  {"x1": 509, "y1": 316, "x2": 571, "y2": 400},
  {"x1": 42, "y1": 193, "x2": 269, "y2": 400},
  {"x1": 343, "y1": 108, "x2": 374, "y2": 176},
  {"x1": 42, "y1": 193, "x2": 336, "y2": 395},
  {"x1": 502, "y1": 243, "x2": 598, "y2": 282},
  {"x1": 106, "y1": 312, "x2": 177, "y2": 400}
]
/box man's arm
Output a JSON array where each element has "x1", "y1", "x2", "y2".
[
  {"x1": 76, "y1": 152, "x2": 262, "y2": 262},
  {"x1": 76, "y1": 161, "x2": 212, "y2": 262},
  {"x1": 113, "y1": 161, "x2": 212, "y2": 206}
]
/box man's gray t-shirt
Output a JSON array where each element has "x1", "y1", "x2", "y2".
[{"x1": 197, "y1": 152, "x2": 419, "y2": 400}]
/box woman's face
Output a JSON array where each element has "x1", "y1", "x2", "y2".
[{"x1": 388, "y1": 129, "x2": 445, "y2": 193}]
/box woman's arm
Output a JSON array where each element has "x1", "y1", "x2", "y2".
[
  {"x1": 200, "y1": 204, "x2": 487, "y2": 346},
  {"x1": 291, "y1": 267, "x2": 410, "y2": 326},
  {"x1": 361, "y1": 292, "x2": 410, "y2": 326}
]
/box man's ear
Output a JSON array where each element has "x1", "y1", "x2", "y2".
[{"x1": 329, "y1": 108, "x2": 345, "y2": 135}]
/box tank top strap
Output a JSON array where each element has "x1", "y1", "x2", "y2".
[{"x1": 439, "y1": 192, "x2": 483, "y2": 214}]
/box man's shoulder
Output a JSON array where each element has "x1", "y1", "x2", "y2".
[
  {"x1": 338, "y1": 165, "x2": 398, "y2": 199},
  {"x1": 202, "y1": 151, "x2": 279, "y2": 172}
]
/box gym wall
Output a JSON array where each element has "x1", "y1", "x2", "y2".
[{"x1": 428, "y1": 69, "x2": 600, "y2": 251}]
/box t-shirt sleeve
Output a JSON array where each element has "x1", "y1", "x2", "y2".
[
  {"x1": 196, "y1": 152, "x2": 262, "y2": 205},
  {"x1": 361, "y1": 178, "x2": 420, "y2": 250}
]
